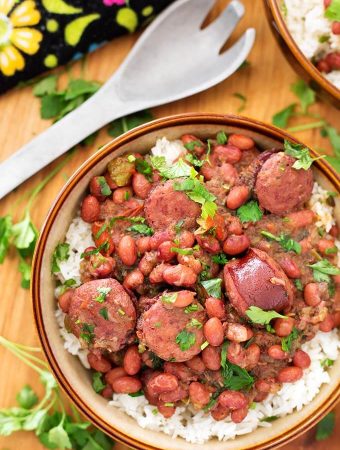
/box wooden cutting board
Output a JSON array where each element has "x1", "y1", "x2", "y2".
[{"x1": 0, "y1": 1, "x2": 338, "y2": 449}]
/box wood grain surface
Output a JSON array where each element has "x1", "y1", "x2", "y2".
[{"x1": 0, "y1": 1, "x2": 339, "y2": 449}]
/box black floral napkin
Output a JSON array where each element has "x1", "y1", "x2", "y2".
[{"x1": 0, "y1": 0, "x2": 175, "y2": 95}]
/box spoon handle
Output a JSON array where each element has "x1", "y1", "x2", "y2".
[{"x1": 0, "y1": 83, "x2": 143, "y2": 199}]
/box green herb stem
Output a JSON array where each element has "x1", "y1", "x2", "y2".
[{"x1": 287, "y1": 121, "x2": 326, "y2": 133}]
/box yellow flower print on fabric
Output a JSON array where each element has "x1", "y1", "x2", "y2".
[{"x1": 0, "y1": 0, "x2": 43, "y2": 76}]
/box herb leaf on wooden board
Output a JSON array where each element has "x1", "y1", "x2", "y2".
[
  {"x1": 290, "y1": 80, "x2": 315, "y2": 113},
  {"x1": 316, "y1": 411, "x2": 335, "y2": 440},
  {"x1": 272, "y1": 103, "x2": 296, "y2": 128},
  {"x1": 108, "y1": 110, "x2": 154, "y2": 137}
]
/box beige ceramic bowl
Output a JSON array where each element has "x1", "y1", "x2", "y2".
[{"x1": 32, "y1": 113, "x2": 340, "y2": 450}]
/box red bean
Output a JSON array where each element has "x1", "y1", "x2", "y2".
[
  {"x1": 89, "y1": 255, "x2": 115, "y2": 278},
  {"x1": 157, "y1": 404, "x2": 176, "y2": 418},
  {"x1": 164, "y1": 362, "x2": 195, "y2": 382},
  {"x1": 111, "y1": 376, "x2": 142, "y2": 394},
  {"x1": 212, "y1": 144, "x2": 242, "y2": 165},
  {"x1": 277, "y1": 366, "x2": 303, "y2": 383},
  {"x1": 158, "y1": 241, "x2": 176, "y2": 262},
  {"x1": 185, "y1": 356, "x2": 206, "y2": 373},
  {"x1": 177, "y1": 254, "x2": 202, "y2": 274},
  {"x1": 317, "y1": 239, "x2": 336, "y2": 255},
  {"x1": 211, "y1": 403, "x2": 230, "y2": 421},
  {"x1": 196, "y1": 235, "x2": 221, "y2": 254},
  {"x1": 226, "y1": 186, "x2": 249, "y2": 210},
  {"x1": 123, "y1": 345, "x2": 142, "y2": 376},
  {"x1": 218, "y1": 390, "x2": 248, "y2": 409},
  {"x1": 149, "y1": 263, "x2": 171, "y2": 283},
  {"x1": 163, "y1": 264, "x2": 197, "y2": 287},
  {"x1": 159, "y1": 385, "x2": 188, "y2": 403},
  {"x1": 304, "y1": 283, "x2": 322, "y2": 307},
  {"x1": 231, "y1": 407, "x2": 248, "y2": 423},
  {"x1": 223, "y1": 234, "x2": 250, "y2": 255},
  {"x1": 220, "y1": 163, "x2": 238, "y2": 185},
  {"x1": 87, "y1": 351, "x2": 111, "y2": 373},
  {"x1": 131, "y1": 172, "x2": 151, "y2": 199},
  {"x1": 225, "y1": 323, "x2": 253, "y2": 342},
  {"x1": 123, "y1": 269, "x2": 144, "y2": 290},
  {"x1": 286, "y1": 210, "x2": 315, "y2": 229},
  {"x1": 149, "y1": 373, "x2": 179, "y2": 394},
  {"x1": 189, "y1": 382, "x2": 211, "y2": 408},
  {"x1": 173, "y1": 290, "x2": 195, "y2": 307},
  {"x1": 112, "y1": 187, "x2": 133, "y2": 204},
  {"x1": 101, "y1": 385, "x2": 114, "y2": 398},
  {"x1": 136, "y1": 236, "x2": 151, "y2": 254},
  {"x1": 205, "y1": 297, "x2": 226, "y2": 320},
  {"x1": 228, "y1": 217, "x2": 243, "y2": 235},
  {"x1": 204, "y1": 318, "x2": 224, "y2": 346},
  {"x1": 293, "y1": 349, "x2": 311, "y2": 369},
  {"x1": 255, "y1": 379, "x2": 272, "y2": 393},
  {"x1": 178, "y1": 231, "x2": 195, "y2": 248},
  {"x1": 201, "y1": 346, "x2": 221, "y2": 370},
  {"x1": 268, "y1": 345, "x2": 288, "y2": 360},
  {"x1": 324, "y1": 0, "x2": 331, "y2": 8},
  {"x1": 58, "y1": 289, "x2": 74, "y2": 313},
  {"x1": 81, "y1": 195, "x2": 100, "y2": 223},
  {"x1": 149, "y1": 230, "x2": 174, "y2": 250},
  {"x1": 329, "y1": 225, "x2": 339, "y2": 238},
  {"x1": 82, "y1": 246, "x2": 96, "y2": 260},
  {"x1": 228, "y1": 134, "x2": 254, "y2": 150},
  {"x1": 319, "y1": 314, "x2": 335, "y2": 332},
  {"x1": 274, "y1": 317, "x2": 295, "y2": 337},
  {"x1": 138, "y1": 251, "x2": 158, "y2": 275},
  {"x1": 105, "y1": 367, "x2": 128, "y2": 386},
  {"x1": 279, "y1": 257, "x2": 301, "y2": 279},
  {"x1": 181, "y1": 134, "x2": 205, "y2": 155},
  {"x1": 333, "y1": 312, "x2": 340, "y2": 327},
  {"x1": 118, "y1": 235, "x2": 137, "y2": 266},
  {"x1": 317, "y1": 59, "x2": 330, "y2": 73},
  {"x1": 200, "y1": 161, "x2": 215, "y2": 180},
  {"x1": 332, "y1": 21, "x2": 340, "y2": 35}
]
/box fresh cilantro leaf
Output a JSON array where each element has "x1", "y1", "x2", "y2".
[
  {"x1": 186, "y1": 318, "x2": 202, "y2": 329},
  {"x1": 220, "y1": 342, "x2": 254, "y2": 390},
  {"x1": 316, "y1": 412, "x2": 335, "y2": 441},
  {"x1": 260, "y1": 416, "x2": 279, "y2": 422},
  {"x1": 175, "y1": 330, "x2": 196, "y2": 351},
  {"x1": 325, "y1": 246, "x2": 337, "y2": 255},
  {"x1": 281, "y1": 327, "x2": 299, "y2": 352},
  {"x1": 64, "y1": 79, "x2": 100, "y2": 101},
  {"x1": 237, "y1": 200, "x2": 263, "y2": 223},
  {"x1": 99, "y1": 307, "x2": 109, "y2": 321},
  {"x1": 246, "y1": 306, "x2": 287, "y2": 325},
  {"x1": 51, "y1": 243, "x2": 70, "y2": 273},
  {"x1": 127, "y1": 224, "x2": 154, "y2": 236},
  {"x1": 12, "y1": 211, "x2": 38, "y2": 253},
  {"x1": 18, "y1": 258, "x2": 31, "y2": 289},
  {"x1": 80, "y1": 323, "x2": 95, "y2": 344},
  {"x1": 185, "y1": 152, "x2": 204, "y2": 168},
  {"x1": 261, "y1": 231, "x2": 301, "y2": 254},
  {"x1": 129, "y1": 390, "x2": 144, "y2": 397},
  {"x1": 92, "y1": 372, "x2": 106, "y2": 393},
  {"x1": 184, "y1": 140, "x2": 203, "y2": 151},
  {"x1": 284, "y1": 140, "x2": 325, "y2": 170},
  {"x1": 95, "y1": 287, "x2": 111, "y2": 303},
  {"x1": 324, "y1": 0, "x2": 340, "y2": 21},
  {"x1": 233, "y1": 92, "x2": 247, "y2": 112},
  {"x1": 201, "y1": 278, "x2": 222, "y2": 299},
  {"x1": 40, "y1": 93, "x2": 67, "y2": 120},
  {"x1": 308, "y1": 259, "x2": 340, "y2": 283},
  {"x1": 201, "y1": 201, "x2": 217, "y2": 220},
  {"x1": 216, "y1": 131, "x2": 228, "y2": 145},
  {"x1": 97, "y1": 177, "x2": 111, "y2": 196},
  {"x1": 212, "y1": 253, "x2": 228, "y2": 264},
  {"x1": 0, "y1": 215, "x2": 12, "y2": 263},
  {"x1": 135, "y1": 158, "x2": 153, "y2": 180},
  {"x1": 149, "y1": 352, "x2": 164, "y2": 370},
  {"x1": 294, "y1": 279, "x2": 303, "y2": 291},
  {"x1": 174, "y1": 178, "x2": 217, "y2": 220},
  {"x1": 291, "y1": 80, "x2": 315, "y2": 113},
  {"x1": 321, "y1": 358, "x2": 334, "y2": 368},
  {"x1": 16, "y1": 386, "x2": 38, "y2": 409},
  {"x1": 184, "y1": 304, "x2": 199, "y2": 314},
  {"x1": 161, "y1": 292, "x2": 178, "y2": 304},
  {"x1": 108, "y1": 110, "x2": 153, "y2": 137},
  {"x1": 325, "y1": 155, "x2": 340, "y2": 172},
  {"x1": 48, "y1": 423, "x2": 72, "y2": 449},
  {"x1": 58, "y1": 279, "x2": 77, "y2": 297},
  {"x1": 33, "y1": 75, "x2": 58, "y2": 97},
  {"x1": 150, "y1": 156, "x2": 195, "y2": 179},
  {"x1": 272, "y1": 103, "x2": 296, "y2": 128}
]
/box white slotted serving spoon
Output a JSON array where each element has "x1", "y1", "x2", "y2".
[{"x1": 0, "y1": 0, "x2": 255, "y2": 199}]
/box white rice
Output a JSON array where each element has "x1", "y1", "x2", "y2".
[
  {"x1": 284, "y1": 0, "x2": 340, "y2": 89},
  {"x1": 54, "y1": 140, "x2": 339, "y2": 443}
]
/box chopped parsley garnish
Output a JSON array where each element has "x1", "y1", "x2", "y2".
[
  {"x1": 97, "y1": 176, "x2": 112, "y2": 196},
  {"x1": 186, "y1": 318, "x2": 202, "y2": 329},
  {"x1": 321, "y1": 358, "x2": 334, "y2": 368},
  {"x1": 175, "y1": 330, "x2": 196, "y2": 351},
  {"x1": 51, "y1": 243, "x2": 70, "y2": 273},
  {"x1": 220, "y1": 342, "x2": 254, "y2": 390},
  {"x1": 245, "y1": 306, "x2": 287, "y2": 325},
  {"x1": 294, "y1": 279, "x2": 303, "y2": 291},
  {"x1": 170, "y1": 246, "x2": 194, "y2": 255},
  {"x1": 316, "y1": 412, "x2": 335, "y2": 441},
  {"x1": 184, "y1": 140, "x2": 203, "y2": 151},
  {"x1": 149, "y1": 352, "x2": 164, "y2": 370},
  {"x1": 92, "y1": 372, "x2": 106, "y2": 393},
  {"x1": 150, "y1": 156, "x2": 196, "y2": 179},
  {"x1": 80, "y1": 323, "x2": 95, "y2": 344},
  {"x1": 95, "y1": 287, "x2": 111, "y2": 303},
  {"x1": 308, "y1": 259, "x2": 340, "y2": 283},
  {"x1": 261, "y1": 231, "x2": 301, "y2": 254},
  {"x1": 129, "y1": 390, "x2": 144, "y2": 397},
  {"x1": 290, "y1": 79, "x2": 315, "y2": 114},
  {"x1": 216, "y1": 131, "x2": 228, "y2": 145},
  {"x1": 283, "y1": 140, "x2": 325, "y2": 170},
  {"x1": 80, "y1": 241, "x2": 109, "y2": 259},
  {"x1": 184, "y1": 304, "x2": 199, "y2": 314},
  {"x1": 109, "y1": 215, "x2": 145, "y2": 227},
  {"x1": 212, "y1": 253, "x2": 228, "y2": 264},
  {"x1": 233, "y1": 92, "x2": 247, "y2": 112},
  {"x1": 324, "y1": 0, "x2": 340, "y2": 21},
  {"x1": 281, "y1": 327, "x2": 299, "y2": 352},
  {"x1": 127, "y1": 223, "x2": 154, "y2": 236},
  {"x1": 161, "y1": 292, "x2": 178, "y2": 304},
  {"x1": 325, "y1": 246, "x2": 337, "y2": 255},
  {"x1": 94, "y1": 223, "x2": 108, "y2": 239},
  {"x1": 237, "y1": 200, "x2": 263, "y2": 223},
  {"x1": 99, "y1": 307, "x2": 109, "y2": 320},
  {"x1": 201, "y1": 278, "x2": 222, "y2": 299},
  {"x1": 153, "y1": 322, "x2": 161, "y2": 328},
  {"x1": 58, "y1": 278, "x2": 77, "y2": 296},
  {"x1": 135, "y1": 158, "x2": 153, "y2": 180},
  {"x1": 260, "y1": 416, "x2": 279, "y2": 423},
  {"x1": 185, "y1": 152, "x2": 204, "y2": 168},
  {"x1": 174, "y1": 219, "x2": 184, "y2": 234}
]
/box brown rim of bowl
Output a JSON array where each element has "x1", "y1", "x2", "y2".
[
  {"x1": 32, "y1": 113, "x2": 340, "y2": 450},
  {"x1": 264, "y1": 0, "x2": 340, "y2": 105}
]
